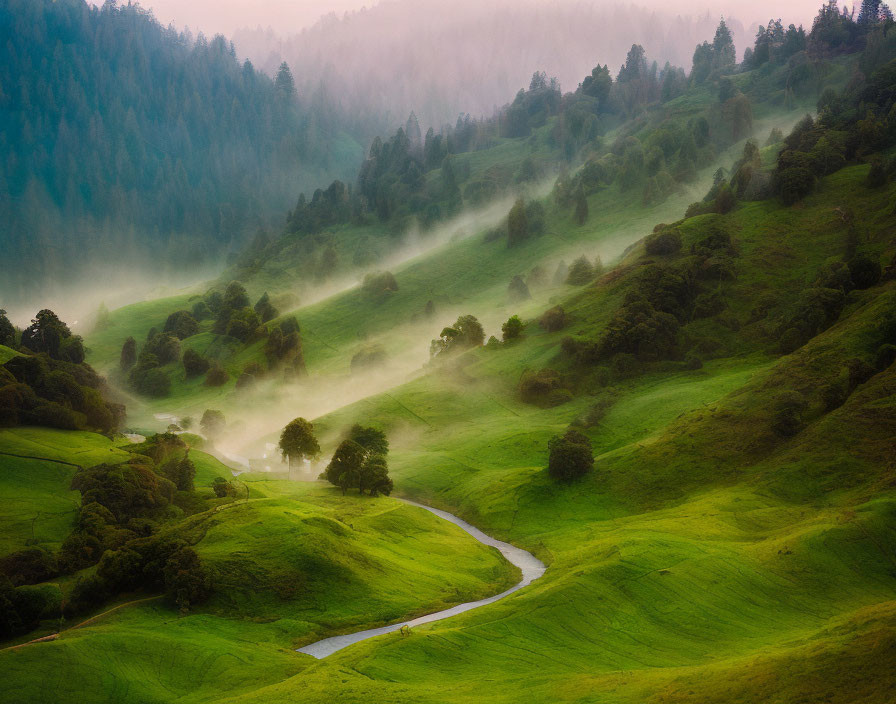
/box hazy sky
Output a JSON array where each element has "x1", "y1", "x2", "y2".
[{"x1": 110, "y1": 0, "x2": 837, "y2": 38}]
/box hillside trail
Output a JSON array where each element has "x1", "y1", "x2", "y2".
[
  {"x1": 1, "y1": 596, "x2": 163, "y2": 653},
  {"x1": 296, "y1": 498, "x2": 546, "y2": 659}
]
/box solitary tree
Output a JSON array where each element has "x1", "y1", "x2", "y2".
[
  {"x1": 547, "y1": 430, "x2": 594, "y2": 481},
  {"x1": 279, "y1": 418, "x2": 320, "y2": 470}
]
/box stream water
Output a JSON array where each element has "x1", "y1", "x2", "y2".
[
  {"x1": 295, "y1": 498, "x2": 546, "y2": 659},
  {"x1": 131, "y1": 422, "x2": 545, "y2": 660}
]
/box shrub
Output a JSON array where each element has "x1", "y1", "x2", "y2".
[
  {"x1": 822, "y1": 377, "x2": 849, "y2": 411},
  {"x1": 131, "y1": 367, "x2": 171, "y2": 398},
  {"x1": 430, "y1": 315, "x2": 485, "y2": 357},
  {"x1": 0, "y1": 548, "x2": 58, "y2": 587},
  {"x1": 163, "y1": 547, "x2": 211, "y2": 612},
  {"x1": 507, "y1": 198, "x2": 529, "y2": 247},
  {"x1": 163, "y1": 311, "x2": 199, "y2": 340},
  {"x1": 519, "y1": 369, "x2": 570, "y2": 407},
  {"x1": 205, "y1": 363, "x2": 228, "y2": 387},
  {"x1": 776, "y1": 166, "x2": 815, "y2": 205},
  {"x1": 66, "y1": 574, "x2": 110, "y2": 615},
  {"x1": 866, "y1": 159, "x2": 888, "y2": 188},
  {"x1": 31, "y1": 402, "x2": 83, "y2": 430},
  {"x1": 566, "y1": 256, "x2": 594, "y2": 285},
  {"x1": 547, "y1": 430, "x2": 594, "y2": 481},
  {"x1": 191, "y1": 301, "x2": 213, "y2": 321},
  {"x1": 683, "y1": 353, "x2": 703, "y2": 370},
  {"x1": 351, "y1": 345, "x2": 387, "y2": 372},
  {"x1": 212, "y1": 477, "x2": 233, "y2": 498},
  {"x1": 253, "y1": 292, "x2": 278, "y2": 322},
  {"x1": 502, "y1": 316, "x2": 524, "y2": 341},
  {"x1": 645, "y1": 229, "x2": 682, "y2": 256},
  {"x1": 361, "y1": 272, "x2": 399, "y2": 300},
  {"x1": 120, "y1": 337, "x2": 137, "y2": 371},
  {"x1": 539, "y1": 306, "x2": 567, "y2": 332},
  {"x1": 144, "y1": 332, "x2": 181, "y2": 364},
  {"x1": 183, "y1": 349, "x2": 211, "y2": 378}
]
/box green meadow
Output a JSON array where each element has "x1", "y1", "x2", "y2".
[{"x1": 3, "y1": 17, "x2": 896, "y2": 704}]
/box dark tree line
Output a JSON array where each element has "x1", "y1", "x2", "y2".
[{"x1": 0, "y1": 0, "x2": 367, "y2": 304}]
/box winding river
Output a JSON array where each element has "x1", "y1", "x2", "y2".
[
  {"x1": 296, "y1": 498, "x2": 546, "y2": 659},
  {"x1": 130, "y1": 425, "x2": 545, "y2": 660}
]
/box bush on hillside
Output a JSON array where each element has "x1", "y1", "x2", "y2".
[
  {"x1": 0, "y1": 548, "x2": 58, "y2": 587},
  {"x1": 182, "y1": 349, "x2": 211, "y2": 378},
  {"x1": 848, "y1": 255, "x2": 882, "y2": 290},
  {"x1": 163, "y1": 311, "x2": 200, "y2": 340},
  {"x1": 362, "y1": 271, "x2": 399, "y2": 300},
  {"x1": 502, "y1": 315, "x2": 524, "y2": 341},
  {"x1": 204, "y1": 362, "x2": 228, "y2": 387},
  {"x1": 566, "y1": 256, "x2": 594, "y2": 285},
  {"x1": 547, "y1": 429, "x2": 594, "y2": 481},
  {"x1": 430, "y1": 315, "x2": 485, "y2": 357},
  {"x1": 539, "y1": 306, "x2": 567, "y2": 332},
  {"x1": 253, "y1": 292, "x2": 278, "y2": 323},
  {"x1": 645, "y1": 229, "x2": 682, "y2": 256},
  {"x1": 775, "y1": 166, "x2": 815, "y2": 205},
  {"x1": 519, "y1": 368, "x2": 571, "y2": 407}
]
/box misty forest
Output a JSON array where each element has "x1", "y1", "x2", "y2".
[{"x1": 1, "y1": 0, "x2": 896, "y2": 702}]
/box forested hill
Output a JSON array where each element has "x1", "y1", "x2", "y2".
[{"x1": 0, "y1": 0, "x2": 368, "y2": 306}]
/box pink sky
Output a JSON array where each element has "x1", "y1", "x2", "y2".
[{"x1": 103, "y1": 0, "x2": 841, "y2": 38}]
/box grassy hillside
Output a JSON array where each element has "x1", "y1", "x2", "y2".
[
  {"x1": 194, "y1": 156, "x2": 894, "y2": 703},
  {"x1": 0, "y1": 429, "x2": 133, "y2": 554},
  {"x1": 0, "y1": 430, "x2": 519, "y2": 703},
  {"x1": 6, "y1": 19, "x2": 896, "y2": 704}
]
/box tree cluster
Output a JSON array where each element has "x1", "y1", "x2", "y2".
[
  {"x1": 324, "y1": 425, "x2": 393, "y2": 496},
  {"x1": 0, "y1": 312, "x2": 122, "y2": 433},
  {"x1": 0, "y1": 433, "x2": 216, "y2": 637},
  {"x1": 2, "y1": 0, "x2": 362, "y2": 302},
  {"x1": 430, "y1": 315, "x2": 486, "y2": 358}
]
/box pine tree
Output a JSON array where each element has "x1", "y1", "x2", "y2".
[
  {"x1": 274, "y1": 61, "x2": 296, "y2": 101},
  {"x1": 712, "y1": 19, "x2": 737, "y2": 70}
]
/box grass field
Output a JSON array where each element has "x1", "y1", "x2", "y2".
[
  {"x1": 6, "y1": 49, "x2": 895, "y2": 703},
  {"x1": 0, "y1": 429, "x2": 520, "y2": 703}
]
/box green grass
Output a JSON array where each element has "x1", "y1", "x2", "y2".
[
  {"x1": 0, "y1": 482, "x2": 520, "y2": 704},
  {"x1": 12, "y1": 59, "x2": 895, "y2": 704},
  {"x1": 0, "y1": 427, "x2": 235, "y2": 555},
  {"x1": 0, "y1": 428, "x2": 133, "y2": 554},
  {"x1": 0, "y1": 344, "x2": 20, "y2": 363}
]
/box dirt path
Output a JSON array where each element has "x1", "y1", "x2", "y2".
[{"x1": 0, "y1": 596, "x2": 164, "y2": 653}]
